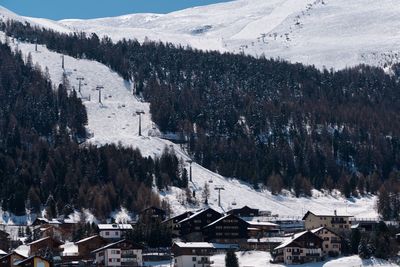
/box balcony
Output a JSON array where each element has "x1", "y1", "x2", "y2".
[
  {"x1": 198, "y1": 258, "x2": 214, "y2": 265},
  {"x1": 331, "y1": 219, "x2": 346, "y2": 224},
  {"x1": 121, "y1": 253, "x2": 136, "y2": 258},
  {"x1": 305, "y1": 253, "x2": 321, "y2": 257}
]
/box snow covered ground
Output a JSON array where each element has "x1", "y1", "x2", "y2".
[
  {"x1": 211, "y1": 252, "x2": 398, "y2": 267},
  {"x1": 59, "y1": 0, "x2": 400, "y2": 70},
  {"x1": 144, "y1": 252, "x2": 398, "y2": 267},
  {"x1": 0, "y1": 31, "x2": 379, "y2": 220}
]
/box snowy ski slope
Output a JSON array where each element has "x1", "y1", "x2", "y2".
[
  {"x1": 0, "y1": 31, "x2": 378, "y2": 219},
  {"x1": 59, "y1": 0, "x2": 400, "y2": 70}
]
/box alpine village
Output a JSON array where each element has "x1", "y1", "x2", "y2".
[{"x1": 0, "y1": 0, "x2": 400, "y2": 267}]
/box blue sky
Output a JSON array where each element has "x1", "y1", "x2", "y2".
[{"x1": 1, "y1": 0, "x2": 233, "y2": 20}]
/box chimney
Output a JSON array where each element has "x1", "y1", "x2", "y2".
[{"x1": 334, "y1": 210, "x2": 337, "y2": 216}]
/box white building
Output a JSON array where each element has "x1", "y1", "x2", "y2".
[
  {"x1": 171, "y1": 242, "x2": 214, "y2": 267},
  {"x1": 92, "y1": 239, "x2": 144, "y2": 267},
  {"x1": 97, "y1": 224, "x2": 133, "y2": 240}
]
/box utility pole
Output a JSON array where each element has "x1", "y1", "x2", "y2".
[
  {"x1": 135, "y1": 110, "x2": 145, "y2": 136},
  {"x1": 214, "y1": 186, "x2": 225, "y2": 207},
  {"x1": 186, "y1": 159, "x2": 193, "y2": 182},
  {"x1": 61, "y1": 55, "x2": 65, "y2": 69},
  {"x1": 76, "y1": 77, "x2": 85, "y2": 93},
  {"x1": 96, "y1": 86, "x2": 104, "y2": 103}
]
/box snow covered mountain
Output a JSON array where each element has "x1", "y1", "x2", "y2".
[
  {"x1": 0, "y1": 2, "x2": 384, "y2": 219},
  {"x1": 59, "y1": 0, "x2": 400, "y2": 70}
]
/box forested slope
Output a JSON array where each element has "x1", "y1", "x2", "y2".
[{"x1": 1, "y1": 20, "x2": 399, "y2": 219}]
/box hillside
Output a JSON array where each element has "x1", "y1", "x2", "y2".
[
  {"x1": 59, "y1": 0, "x2": 400, "y2": 70},
  {"x1": 0, "y1": 30, "x2": 379, "y2": 220}
]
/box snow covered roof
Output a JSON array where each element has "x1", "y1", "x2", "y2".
[
  {"x1": 91, "y1": 239, "x2": 144, "y2": 253},
  {"x1": 302, "y1": 211, "x2": 353, "y2": 220},
  {"x1": 179, "y1": 208, "x2": 220, "y2": 224},
  {"x1": 173, "y1": 242, "x2": 213, "y2": 248},
  {"x1": 97, "y1": 224, "x2": 133, "y2": 230},
  {"x1": 76, "y1": 235, "x2": 101, "y2": 244},
  {"x1": 28, "y1": 236, "x2": 63, "y2": 246},
  {"x1": 247, "y1": 221, "x2": 279, "y2": 227},
  {"x1": 274, "y1": 231, "x2": 308, "y2": 250},
  {"x1": 0, "y1": 249, "x2": 7, "y2": 255},
  {"x1": 247, "y1": 237, "x2": 287, "y2": 243}
]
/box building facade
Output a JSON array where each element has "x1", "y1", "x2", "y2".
[
  {"x1": 97, "y1": 224, "x2": 133, "y2": 241},
  {"x1": 272, "y1": 231, "x2": 323, "y2": 265},
  {"x1": 302, "y1": 211, "x2": 353, "y2": 230},
  {"x1": 171, "y1": 242, "x2": 214, "y2": 267},
  {"x1": 179, "y1": 208, "x2": 222, "y2": 241},
  {"x1": 92, "y1": 239, "x2": 144, "y2": 267},
  {"x1": 202, "y1": 214, "x2": 249, "y2": 243},
  {"x1": 311, "y1": 227, "x2": 342, "y2": 256}
]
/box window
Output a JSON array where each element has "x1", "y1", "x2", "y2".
[
  {"x1": 105, "y1": 231, "x2": 109, "y2": 236},
  {"x1": 115, "y1": 231, "x2": 119, "y2": 235},
  {"x1": 325, "y1": 244, "x2": 328, "y2": 248},
  {"x1": 192, "y1": 257, "x2": 196, "y2": 261}
]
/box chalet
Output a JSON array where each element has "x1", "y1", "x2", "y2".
[
  {"x1": 302, "y1": 211, "x2": 353, "y2": 231},
  {"x1": 92, "y1": 239, "x2": 144, "y2": 267},
  {"x1": 75, "y1": 235, "x2": 107, "y2": 260},
  {"x1": 202, "y1": 214, "x2": 249, "y2": 244},
  {"x1": 15, "y1": 255, "x2": 51, "y2": 267},
  {"x1": 271, "y1": 231, "x2": 323, "y2": 264},
  {"x1": 35, "y1": 225, "x2": 65, "y2": 241},
  {"x1": 171, "y1": 242, "x2": 214, "y2": 267},
  {"x1": 162, "y1": 211, "x2": 194, "y2": 237},
  {"x1": 311, "y1": 227, "x2": 342, "y2": 256},
  {"x1": 227, "y1": 206, "x2": 259, "y2": 217},
  {"x1": 179, "y1": 208, "x2": 222, "y2": 241},
  {"x1": 28, "y1": 236, "x2": 63, "y2": 257},
  {"x1": 97, "y1": 224, "x2": 133, "y2": 241},
  {"x1": 0, "y1": 229, "x2": 10, "y2": 251},
  {"x1": 0, "y1": 251, "x2": 27, "y2": 267},
  {"x1": 139, "y1": 207, "x2": 167, "y2": 223}
]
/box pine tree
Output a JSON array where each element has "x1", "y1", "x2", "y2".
[{"x1": 225, "y1": 250, "x2": 239, "y2": 267}]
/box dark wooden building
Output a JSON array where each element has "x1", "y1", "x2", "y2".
[
  {"x1": 75, "y1": 235, "x2": 107, "y2": 260},
  {"x1": 139, "y1": 207, "x2": 167, "y2": 223},
  {"x1": 179, "y1": 208, "x2": 222, "y2": 241},
  {"x1": 227, "y1": 206, "x2": 259, "y2": 217},
  {"x1": 202, "y1": 214, "x2": 249, "y2": 243},
  {"x1": 162, "y1": 211, "x2": 194, "y2": 237},
  {"x1": 0, "y1": 229, "x2": 10, "y2": 252},
  {"x1": 272, "y1": 230, "x2": 323, "y2": 264},
  {"x1": 15, "y1": 255, "x2": 51, "y2": 267},
  {"x1": 28, "y1": 236, "x2": 63, "y2": 257},
  {"x1": 0, "y1": 251, "x2": 27, "y2": 267}
]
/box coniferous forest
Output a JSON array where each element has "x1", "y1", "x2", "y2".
[
  {"x1": 0, "y1": 40, "x2": 187, "y2": 218},
  {"x1": 0, "y1": 20, "x2": 399, "y2": 219}
]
